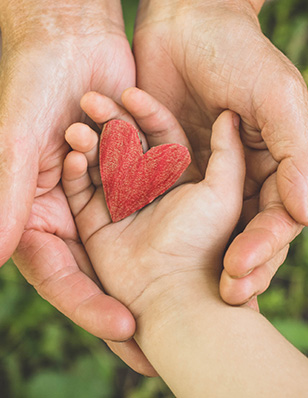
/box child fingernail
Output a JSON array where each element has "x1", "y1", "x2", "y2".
[{"x1": 232, "y1": 113, "x2": 240, "y2": 129}]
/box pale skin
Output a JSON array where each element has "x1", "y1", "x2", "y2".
[
  {"x1": 134, "y1": 0, "x2": 307, "y2": 306},
  {"x1": 62, "y1": 88, "x2": 308, "y2": 397},
  {"x1": 1, "y1": 0, "x2": 308, "y2": 376},
  {"x1": 3, "y1": 0, "x2": 154, "y2": 375}
]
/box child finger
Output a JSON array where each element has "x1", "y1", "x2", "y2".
[
  {"x1": 65, "y1": 123, "x2": 102, "y2": 186},
  {"x1": 203, "y1": 110, "x2": 245, "y2": 217},
  {"x1": 81, "y1": 91, "x2": 149, "y2": 152},
  {"x1": 62, "y1": 151, "x2": 95, "y2": 216},
  {"x1": 65, "y1": 123, "x2": 99, "y2": 166},
  {"x1": 121, "y1": 87, "x2": 202, "y2": 182},
  {"x1": 62, "y1": 155, "x2": 112, "y2": 241},
  {"x1": 75, "y1": 188, "x2": 112, "y2": 243}
]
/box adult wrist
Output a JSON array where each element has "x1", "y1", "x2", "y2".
[
  {"x1": 136, "y1": 0, "x2": 262, "y2": 32},
  {"x1": 138, "y1": 0, "x2": 264, "y2": 13},
  {"x1": 0, "y1": 0, "x2": 123, "y2": 49}
]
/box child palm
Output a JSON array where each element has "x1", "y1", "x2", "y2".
[{"x1": 62, "y1": 88, "x2": 245, "y2": 317}]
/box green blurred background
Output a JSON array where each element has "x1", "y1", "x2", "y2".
[{"x1": 1, "y1": 0, "x2": 308, "y2": 396}]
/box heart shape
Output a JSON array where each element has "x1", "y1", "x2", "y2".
[{"x1": 99, "y1": 119, "x2": 191, "y2": 222}]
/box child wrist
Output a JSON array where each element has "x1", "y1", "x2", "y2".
[{"x1": 131, "y1": 269, "x2": 218, "y2": 331}]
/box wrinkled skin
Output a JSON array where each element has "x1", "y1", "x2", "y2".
[
  {"x1": 0, "y1": 1, "x2": 155, "y2": 376},
  {"x1": 134, "y1": 0, "x2": 307, "y2": 306},
  {"x1": 1, "y1": 0, "x2": 308, "y2": 378}
]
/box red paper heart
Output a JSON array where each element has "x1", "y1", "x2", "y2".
[{"x1": 99, "y1": 119, "x2": 191, "y2": 222}]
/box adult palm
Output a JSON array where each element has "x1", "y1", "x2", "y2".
[
  {"x1": 0, "y1": 4, "x2": 155, "y2": 375},
  {"x1": 134, "y1": 0, "x2": 306, "y2": 305}
]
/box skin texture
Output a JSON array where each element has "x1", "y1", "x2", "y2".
[
  {"x1": 1, "y1": 0, "x2": 307, "y2": 377},
  {"x1": 134, "y1": 0, "x2": 306, "y2": 306},
  {"x1": 61, "y1": 92, "x2": 308, "y2": 397},
  {"x1": 0, "y1": 0, "x2": 156, "y2": 376},
  {"x1": 61, "y1": 87, "x2": 206, "y2": 314}
]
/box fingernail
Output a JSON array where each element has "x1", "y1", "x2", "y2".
[
  {"x1": 230, "y1": 267, "x2": 254, "y2": 279},
  {"x1": 232, "y1": 113, "x2": 240, "y2": 129}
]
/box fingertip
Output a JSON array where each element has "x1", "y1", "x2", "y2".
[
  {"x1": 107, "y1": 340, "x2": 159, "y2": 377},
  {"x1": 80, "y1": 91, "x2": 99, "y2": 111},
  {"x1": 65, "y1": 123, "x2": 98, "y2": 153},
  {"x1": 121, "y1": 87, "x2": 152, "y2": 117},
  {"x1": 204, "y1": 111, "x2": 245, "y2": 216},
  {"x1": 80, "y1": 91, "x2": 107, "y2": 121},
  {"x1": 232, "y1": 112, "x2": 240, "y2": 129},
  {"x1": 211, "y1": 110, "x2": 242, "y2": 152},
  {"x1": 224, "y1": 232, "x2": 261, "y2": 277},
  {"x1": 107, "y1": 308, "x2": 137, "y2": 343},
  {"x1": 220, "y1": 269, "x2": 256, "y2": 306},
  {"x1": 221, "y1": 246, "x2": 287, "y2": 306},
  {"x1": 213, "y1": 110, "x2": 239, "y2": 129},
  {"x1": 77, "y1": 294, "x2": 136, "y2": 342},
  {"x1": 121, "y1": 86, "x2": 141, "y2": 103}
]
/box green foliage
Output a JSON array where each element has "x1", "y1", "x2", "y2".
[
  {"x1": 272, "y1": 320, "x2": 308, "y2": 353},
  {"x1": 258, "y1": 230, "x2": 308, "y2": 355},
  {"x1": 122, "y1": 0, "x2": 140, "y2": 45},
  {"x1": 1, "y1": 1, "x2": 308, "y2": 397},
  {"x1": 0, "y1": 260, "x2": 173, "y2": 397},
  {"x1": 260, "y1": 0, "x2": 308, "y2": 71}
]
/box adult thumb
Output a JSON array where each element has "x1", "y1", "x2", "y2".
[
  {"x1": 0, "y1": 131, "x2": 38, "y2": 265},
  {"x1": 257, "y1": 68, "x2": 308, "y2": 225}
]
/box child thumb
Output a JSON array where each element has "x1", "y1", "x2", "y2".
[{"x1": 203, "y1": 111, "x2": 245, "y2": 220}]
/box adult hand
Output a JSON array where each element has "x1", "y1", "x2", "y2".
[
  {"x1": 134, "y1": 0, "x2": 307, "y2": 306},
  {"x1": 0, "y1": 0, "x2": 155, "y2": 376}
]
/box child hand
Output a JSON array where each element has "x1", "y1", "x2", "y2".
[{"x1": 62, "y1": 88, "x2": 245, "y2": 318}]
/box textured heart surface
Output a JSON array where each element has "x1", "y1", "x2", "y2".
[{"x1": 99, "y1": 119, "x2": 191, "y2": 222}]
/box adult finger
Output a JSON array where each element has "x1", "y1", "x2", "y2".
[
  {"x1": 221, "y1": 246, "x2": 289, "y2": 305},
  {"x1": 13, "y1": 230, "x2": 136, "y2": 342},
  {"x1": 223, "y1": 173, "x2": 303, "y2": 278},
  {"x1": 107, "y1": 340, "x2": 158, "y2": 377},
  {"x1": 221, "y1": 173, "x2": 303, "y2": 305},
  {"x1": 245, "y1": 45, "x2": 308, "y2": 225}
]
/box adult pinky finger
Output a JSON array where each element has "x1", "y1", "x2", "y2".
[
  {"x1": 13, "y1": 229, "x2": 136, "y2": 342},
  {"x1": 107, "y1": 340, "x2": 158, "y2": 377},
  {"x1": 220, "y1": 245, "x2": 289, "y2": 306}
]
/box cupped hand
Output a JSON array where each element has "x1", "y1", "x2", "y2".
[
  {"x1": 0, "y1": 0, "x2": 155, "y2": 376},
  {"x1": 62, "y1": 88, "x2": 245, "y2": 321},
  {"x1": 134, "y1": 0, "x2": 306, "y2": 306}
]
